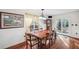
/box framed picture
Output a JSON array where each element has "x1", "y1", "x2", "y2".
[{"x1": 0, "y1": 12, "x2": 24, "y2": 29}]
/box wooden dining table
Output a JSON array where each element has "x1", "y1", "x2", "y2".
[
  {"x1": 26, "y1": 30, "x2": 49, "y2": 39},
  {"x1": 26, "y1": 30, "x2": 50, "y2": 48}
]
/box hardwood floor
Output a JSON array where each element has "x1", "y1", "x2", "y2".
[
  {"x1": 8, "y1": 35, "x2": 70, "y2": 49},
  {"x1": 18, "y1": 35, "x2": 70, "y2": 49},
  {"x1": 50, "y1": 35, "x2": 70, "y2": 49},
  {"x1": 7, "y1": 42, "x2": 26, "y2": 49}
]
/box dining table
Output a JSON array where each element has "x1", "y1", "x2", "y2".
[{"x1": 25, "y1": 30, "x2": 50, "y2": 48}]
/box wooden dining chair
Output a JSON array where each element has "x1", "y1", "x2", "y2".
[
  {"x1": 25, "y1": 33, "x2": 40, "y2": 49},
  {"x1": 52, "y1": 30, "x2": 57, "y2": 44},
  {"x1": 44, "y1": 30, "x2": 55, "y2": 48},
  {"x1": 48, "y1": 32, "x2": 53, "y2": 48},
  {"x1": 42, "y1": 32, "x2": 52, "y2": 48}
]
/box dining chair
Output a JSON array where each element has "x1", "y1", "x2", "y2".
[
  {"x1": 42, "y1": 32, "x2": 52, "y2": 48},
  {"x1": 25, "y1": 33, "x2": 40, "y2": 49},
  {"x1": 52, "y1": 30, "x2": 57, "y2": 44},
  {"x1": 44, "y1": 30, "x2": 56, "y2": 48}
]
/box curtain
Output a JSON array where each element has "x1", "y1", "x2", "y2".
[{"x1": 24, "y1": 14, "x2": 39, "y2": 32}]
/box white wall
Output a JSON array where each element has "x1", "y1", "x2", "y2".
[
  {"x1": 0, "y1": 10, "x2": 26, "y2": 48},
  {"x1": 0, "y1": 28, "x2": 25, "y2": 48},
  {"x1": 52, "y1": 11, "x2": 79, "y2": 35},
  {"x1": 0, "y1": 9, "x2": 39, "y2": 48}
]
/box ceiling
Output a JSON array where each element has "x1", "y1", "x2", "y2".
[
  {"x1": 0, "y1": 9, "x2": 79, "y2": 16},
  {"x1": 26, "y1": 9, "x2": 79, "y2": 16}
]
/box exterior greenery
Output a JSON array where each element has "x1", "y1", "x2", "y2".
[{"x1": 57, "y1": 19, "x2": 69, "y2": 33}]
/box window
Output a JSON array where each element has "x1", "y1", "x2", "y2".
[
  {"x1": 57, "y1": 19, "x2": 61, "y2": 31},
  {"x1": 39, "y1": 17, "x2": 46, "y2": 30},
  {"x1": 30, "y1": 20, "x2": 38, "y2": 32},
  {"x1": 57, "y1": 19, "x2": 69, "y2": 33}
]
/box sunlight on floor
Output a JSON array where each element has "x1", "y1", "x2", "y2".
[{"x1": 58, "y1": 35, "x2": 70, "y2": 48}]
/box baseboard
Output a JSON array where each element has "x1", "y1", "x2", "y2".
[{"x1": 6, "y1": 41, "x2": 26, "y2": 49}]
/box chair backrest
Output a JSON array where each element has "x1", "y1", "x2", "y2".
[
  {"x1": 53, "y1": 30, "x2": 56, "y2": 39},
  {"x1": 25, "y1": 33, "x2": 39, "y2": 49}
]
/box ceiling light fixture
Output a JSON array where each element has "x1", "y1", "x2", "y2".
[
  {"x1": 39, "y1": 9, "x2": 46, "y2": 20},
  {"x1": 41, "y1": 9, "x2": 44, "y2": 17}
]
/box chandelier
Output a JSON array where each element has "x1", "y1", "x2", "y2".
[
  {"x1": 39, "y1": 9, "x2": 46, "y2": 20},
  {"x1": 41, "y1": 9, "x2": 44, "y2": 17}
]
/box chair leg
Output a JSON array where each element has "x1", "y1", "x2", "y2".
[
  {"x1": 45, "y1": 39, "x2": 47, "y2": 48},
  {"x1": 49, "y1": 39, "x2": 51, "y2": 48},
  {"x1": 29, "y1": 39, "x2": 32, "y2": 49},
  {"x1": 50, "y1": 38, "x2": 53, "y2": 46},
  {"x1": 38, "y1": 39, "x2": 42, "y2": 49},
  {"x1": 53, "y1": 37, "x2": 56, "y2": 44},
  {"x1": 30, "y1": 42, "x2": 32, "y2": 49},
  {"x1": 38, "y1": 39, "x2": 40, "y2": 49}
]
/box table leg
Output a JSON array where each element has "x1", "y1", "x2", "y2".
[
  {"x1": 49, "y1": 39, "x2": 51, "y2": 48},
  {"x1": 38, "y1": 39, "x2": 40, "y2": 49}
]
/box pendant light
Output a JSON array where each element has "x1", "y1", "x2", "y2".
[{"x1": 39, "y1": 9, "x2": 46, "y2": 20}]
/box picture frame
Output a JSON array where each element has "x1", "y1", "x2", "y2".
[{"x1": 0, "y1": 12, "x2": 24, "y2": 29}]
